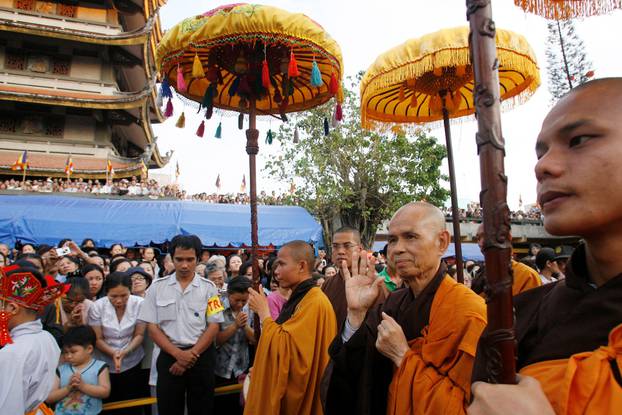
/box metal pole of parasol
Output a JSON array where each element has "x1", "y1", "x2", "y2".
[
  {"x1": 246, "y1": 98, "x2": 262, "y2": 341},
  {"x1": 440, "y1": 91, "x2": 464, "y2": 284},
  {"x1": 467, "y1": 0, "x2": 516, "y2": 384}
]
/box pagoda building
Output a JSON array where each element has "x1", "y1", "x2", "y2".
[{"x1": 0, "y1": 0, "x2": 170, "y2": 180}]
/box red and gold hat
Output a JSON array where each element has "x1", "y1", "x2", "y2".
[{"x1": 0, "y1": 265, "x2": 68, "y2": 346}]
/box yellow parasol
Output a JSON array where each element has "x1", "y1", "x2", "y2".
[
  {"x1": 157, "y1": 3, "x2": 343, "y2": 117},
  {"x1": 514, "y1": 0, "x2": 621, "y2": 19},
  {"x1": 156, "y1": 3, "x2": 343, "y2": 339},
  {"x1": 361, "y1": 26, "x2": 540, "y2": 282}
]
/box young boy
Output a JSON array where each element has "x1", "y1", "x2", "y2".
[{"x1": 47, "y1": 325, "x2": 111, "y2": 414}]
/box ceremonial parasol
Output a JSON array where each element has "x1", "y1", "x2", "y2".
[
  {"x1": 156, "y1": 3, "x2": 343, "y2": 334},
  {"x1": 360, "y1": 26, "x2": 540, "y2": 283},
  {"x1": 514, "y1": 0, "x2": 621, "y2": 19}
]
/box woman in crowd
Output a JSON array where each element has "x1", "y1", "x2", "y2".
[
  {"x1": 40, "y1": 277, "x2": 93, "y2": 346},
  {"x1": 160, "y1": 254, "x2": 174, "y2": 277},
  {"x1": 109, "y1": 243, "x2": 125, "y2": 257},
  {"x1": 81, "y1": 238, "x2": 97, "y2": 251},
  {"x1": 137, "y1": 261, "x2": 155, "y2": 278},
  {"x1": 89, "y1": 272, "x2": 146, "y2": 415},
  {"x1": 141, "y1": 247, "x2": 160, "y2": 277},
  {"x1": 82, "y1": 263, "x2": 105, "y2": 300},
  {"x1": 239, "y1": 260, "x2": 254, "y2": 279},
  {"x1": 227, "y1": 254, "x2": 242, "y2": 280},
  {"x1": 323, "y1": 264, "x2": 338, "y2": 279},
  {"x1": 266, "y1": 262, "x2": 290, "y2": 320},
  {"x1": 20, "y1": 243, "x2": 36, "y2": 254},
  {"x1": 57, "y1": 256, "x2": 82, "y2": 281},
  {"x1": 214, "y1": 277, "x2": 255, "y2": 414},
  {"x1": 128, "y1": 267, "x2": 152, "y2": 298},
  {"x1": 109, "y1": 258, "x2": 132, "y2": 273}
]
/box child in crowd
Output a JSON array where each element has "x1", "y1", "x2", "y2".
[{"x1": 47, "y1": 325, "x2": 111, "y2": 415}]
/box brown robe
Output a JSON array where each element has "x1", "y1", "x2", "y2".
[
  {"x1": 473, "y1": 244, "x2": 622, "y2": 413},
  {"x1": 324, "y1": 263, "x2": 487, "y2": 415}
]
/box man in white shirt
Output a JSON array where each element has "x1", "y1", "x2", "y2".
[
  {"x1": 535, "y1": 247, "x2": 563, "y2": 285},
  {"x1": 139, "y1": 235, "x2": 224, "y2": 415},
  {"x1": 0, "y1": 265, "x2": 65, "y2": 415}
]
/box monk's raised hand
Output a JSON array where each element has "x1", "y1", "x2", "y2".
[
  {"x1": 375, "y1": 312, "x2": 409, "y2": 367},
  {"x1": 344, "y1": 250, "x2": 384, "y2": 328},
  {"x1": 468, "y1": 376, "x2": 554, "y2": 415},
  {"x1": 248, "y1": 286, "x2": 270, "y2": 322}
]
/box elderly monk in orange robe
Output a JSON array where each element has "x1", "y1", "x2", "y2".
[
  {"x1": 245, "y1": 240, "x2": 337, "y2": 415},
  {"x1": 469, "y1": 78, "x2": 622, "y2": 415},
  {"x1": 324, "y1": 202, "x2": 487, "y2": 415}
]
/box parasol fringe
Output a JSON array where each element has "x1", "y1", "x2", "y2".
[
  {"x1": 175, "y1": 111, "x2": 186, "y2": 128},
  {"x1": 192, "y1": 53, "x2": 205, "y2": 78},
  {"x1": 362, "y1": 47, "x2": 539, "y2": 97},
  {"x1": 177, "y1": 65, "x2": 187, "y2": 92},
  {"x1": 164, "y1": 98, "x2": 174, "y2": 117},
  {"x1": 196, "y1": 120, "x2": 205, "y2": 137},
  {"x1": 514, "y1": 0, "x2": 622, "y2": 20}
]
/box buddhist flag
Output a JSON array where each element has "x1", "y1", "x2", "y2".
[
  {"x1": 215, "y1": 174, "x2": 221, "y2": 191},
  {"x1": 11, "y1": 150, "x2": 28, "y2": 171},
  {"x1": 64, "y1": 156, "x2": 74, "y2": 177},
  {"x1": 106, "y1": 159, "x2": 115, "y2": 178},
  {"x1": 240, "y1": 174, "x2": 246, "y2": 193},
  {"x1": 141, "y1": 160, "x2": 148, "y2": 178}
]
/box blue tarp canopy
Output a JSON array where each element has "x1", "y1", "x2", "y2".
[
  {"x1": 372, "y1": 241, "x2": 484, "y2": 261},
  {"x1": 0, "y1": 195, "x2": 324, "y2": 248}
]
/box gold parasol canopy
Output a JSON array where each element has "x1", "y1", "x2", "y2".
[
  {"x1": 156, "y1": 3, "x2": 343, "y2": 117},
  {"x1": 360, "y1": 26, "x2": 540, "y2": 129},
  {"x1": 514, "y1": 0, "x2": 621, "y2": 20}
]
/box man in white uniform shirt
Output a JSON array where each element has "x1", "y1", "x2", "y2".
[
  {"x1": 0, "y1": 264, "x2": 65, "y2": 415},
  {"x1": 139, "y1": 235, "x2": 224, "y2": 415}
]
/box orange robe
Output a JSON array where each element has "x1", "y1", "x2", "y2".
[
  {"x1": 520, "y1": 323, "x2": 622, "y2": 415},
  {"x1": 511, "y1": 260, "x2": 542, "y2": 296},
  {"x1": 244, "y1": 287, "x2": 337, "y2": 415},
  {"x1": 386, "y1": 277, "x2": 487, "y2": 415}
]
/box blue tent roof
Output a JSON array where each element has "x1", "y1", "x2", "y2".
[{"x1": 0, "y1": 195, "x2": 324, "y2": 248}]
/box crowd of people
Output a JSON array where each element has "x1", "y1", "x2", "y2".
[
  {"x1": 0, "y1": 177, "x2": 294, "y2": 205},
  {"x1": 441, "y1": 203, "x2": 543, "y2": 223},
  {"x1": 1, "y1": 79, "x2": 621, "y2": 415}
]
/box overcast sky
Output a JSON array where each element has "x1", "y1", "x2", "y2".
[{"x1": 151, "y1": 1, "x2": 621, "y2": 209}]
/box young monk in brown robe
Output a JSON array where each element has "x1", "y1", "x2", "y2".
[
  {"x1": 245, "y1": 240, "x2": 337, "y2": 415},
  {"x1": 469, "y1": 78, "x2": 622, "y2": 415},
  {"x1": 325, "y1": 202, "x2": 487, "y2": 414}
]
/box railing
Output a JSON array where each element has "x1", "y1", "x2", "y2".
[
  {"x1": 0, "y1": 69, "x2": 118, "y2": 95},
  {"x1": 0, "y1": 6, "x2": 122, "y2": 35}
]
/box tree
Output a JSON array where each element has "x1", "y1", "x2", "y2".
[
  {"x1": 264, "y1": 76, "x2": 449, "y2": 250},
  {"x1": 545, "y1": 20, "x2": 594, "y2": 102}
]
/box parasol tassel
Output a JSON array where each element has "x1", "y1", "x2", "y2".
[
  {"x1": 335, "y1": 102, "x2": 343, "y2": 122},
  {"x1": 177, "y1": 65, "x2": 187, "y2": 92},
  {"x1": 229, "y1": 77, "x2": 240, "y2": 97},
  {"x1": 329, "y1": 72, "x2": 339, "y2": 95},
  {"x1": 398, "y1": 84, "x2": 405, "y2": 101},
  {"x1": 202, "y1": 84, "x2": 215, "y2": 110},
  {"x1": 238, "y1": 113, "x2": 244, "y2": 130},
  {"x1": 324, "y1": 117, "x2": 330, "y2": 136},
  {"x1": 262, "y1": 59, "x2": 271, "y2": 89},
  {"x1": 215, "y1": 122, "x2": 222, "y2": 139},
  {"x1": 205, "y1": 105, "x2": 213, "y2": 120},
  {"x1": 175, "y1": 111, "x2": 185, "y2": 128},
  {"x1": 288, "y1": 50, "x2": 300, "y2": 77},
  {"x1": 331, "y1": 107, "x2": 338, "y2": 128},
  {"x1": 192, "y1": 53, "x2": 205, "y2": 78},
  {"x1": 273, "y1": 87, "x2": 283, "y2": 103},
  {"x1": 266, "y1": 129, "x2": 273, "y2": 145},
  {"x1": 196, "y1": 120, "x2": 205, "y2": 137},
  {"x1": 164, "y1": 98, "x2": 173, "y2": 117},
  {"x1": 0, "y1": 310, "x2": 13, "y2": 346},
  {"x1": 410, "y1": 93, "x2": 418, "y2": 107},
  {"x1": 160, "y1": 78, "x2": 173, "y2": 99},
  {"x1": 310, "y1": 60, "x2": 323, "y2": 87},
  {"x1": 293, "y1": 127, "x2": 299, "y2": 143}
]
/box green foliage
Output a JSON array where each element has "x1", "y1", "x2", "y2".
[
  {"x1": 264, "y1": 76, "x2": 449, "y2": 249},
  {"x1": 546, "y1": 20, "x2": 593, "y2": 102}
]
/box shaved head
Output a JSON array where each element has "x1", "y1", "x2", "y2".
[
  {"x1": 333, "y1": 226, "x2": 361, "y2": 244},
  {"x1": 281, "y1": 240, "x2": 315, "y2": 274},
  {"x1": 391, "y1": 202, "x2": 445, "y2": 232}
]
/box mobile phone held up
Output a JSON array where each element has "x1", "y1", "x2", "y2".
[{"x1": 55, "y1": 247, "x2": 71, "y2": 257}]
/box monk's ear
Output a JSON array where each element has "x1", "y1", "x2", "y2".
[{"x1": 438, "y1": 229, "x2": 450, "y2": 254}]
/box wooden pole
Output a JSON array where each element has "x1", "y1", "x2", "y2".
[
  {"x1": 246, "y1": 98, "x2": 261, "y2": 341},
  {"x1": 441, "y1": 93, "x2": 464, "y2": 284},
  {"x1": 467, "y1": 0, "x2": 516, "y2": 384}
]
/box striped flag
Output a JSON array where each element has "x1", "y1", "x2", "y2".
[
  {"x1": 64, "y1": 156, "x2": 74, "y2": 177},
  {"x1": 106, "y1": 159, "x2": 115, "y2": 178},
  {"x1": 11, "y1": 150, "x2": 28, "y2": 171},
  {"x1": 240, "y1": 174, "x2": 246, "y2": 193},
  {"x1": 215, "y1": 174, "x2": 221, "y2": 191}
]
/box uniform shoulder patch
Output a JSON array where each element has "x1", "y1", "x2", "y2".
[{"x1": 207, "y1": 295, "x2": 224, "y2": 316}]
